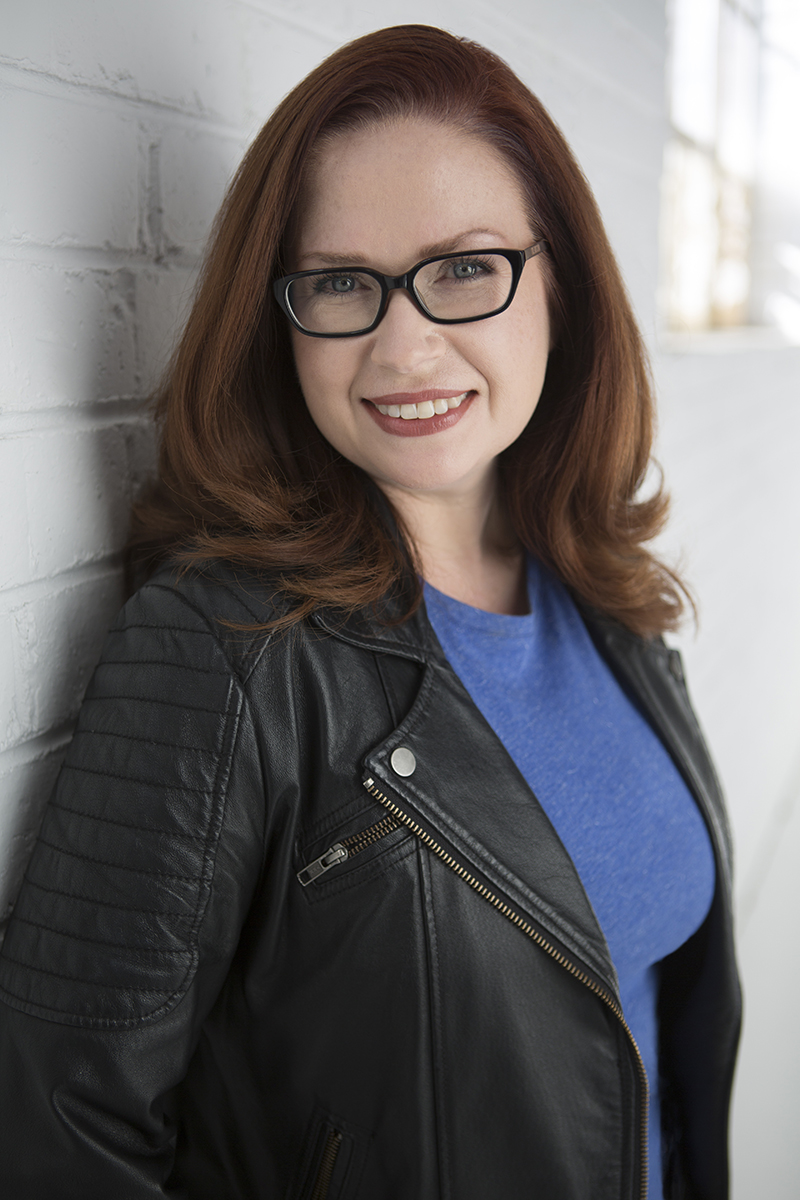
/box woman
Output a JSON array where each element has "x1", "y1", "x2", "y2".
[{"x1": 0, "y1": 25, "x2": 739, "y2": 1200}]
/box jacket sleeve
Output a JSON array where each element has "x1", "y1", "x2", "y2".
[{"x1": 0, "y1": 581, "x2": 267, "y2": 1197}]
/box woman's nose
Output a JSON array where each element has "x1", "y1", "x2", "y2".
[{"x1": 368, "y1": 289, "x2": 446, "y2": 373}]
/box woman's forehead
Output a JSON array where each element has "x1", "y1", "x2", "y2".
[{"x1": 294, "y1": 117, "x2": 531, "y2": 266}]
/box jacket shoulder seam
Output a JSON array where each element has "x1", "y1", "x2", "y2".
[{"x1": 144, "y1": 577, "x2": 276, "y2": 685}]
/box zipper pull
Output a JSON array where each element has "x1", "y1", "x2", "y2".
[{"x1": 297, "y1": 843, "x2": 348, "y2": 886}]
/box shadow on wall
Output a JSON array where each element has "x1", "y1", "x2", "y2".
[{"x1": 0, "y1": 61, "x2": 236, "y2": 931}]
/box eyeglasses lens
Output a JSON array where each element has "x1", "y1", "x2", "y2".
[
  {"x1": 287, "y1": 271, "x2": 381, "y2": 335},
  {"x1": 286, "y1": 253, "x2": 514, "y2": 334},
  {"x1": 415, "y1": 253, "x2": 512, "y2": 322}
]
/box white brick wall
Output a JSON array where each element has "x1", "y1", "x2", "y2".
[{"x1": 1, "y1": 2, "x2": 797, "y2": 1194}]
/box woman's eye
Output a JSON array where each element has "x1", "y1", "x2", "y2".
[
  {"x1": 314, "y1": 273, "x2": 359, "y2": 295},
  {"x1": 442, "y1": 258, "x2": 494, "y2": 282}
]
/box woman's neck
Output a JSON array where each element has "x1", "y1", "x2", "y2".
[{"x1": 379, "y1": 474, "x2": 529, "y2": 616}]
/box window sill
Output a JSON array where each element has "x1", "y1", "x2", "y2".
[{"x1": 657, "y1": 326, "x2": 800, "y2": 355}]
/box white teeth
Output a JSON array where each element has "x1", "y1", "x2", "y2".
[{"x1": 373, "y1": 392, "x2": 469, "y2": 420}]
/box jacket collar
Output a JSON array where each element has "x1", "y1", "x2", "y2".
[
  {"x1": 311, "y1": 573, "x2": 632, "y2": 673},
  {"x1": 310, "y1": 584, "x2": 445, "y2": 665}
]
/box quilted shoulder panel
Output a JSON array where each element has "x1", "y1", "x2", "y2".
[{"x1": 0, "y1": 582, "x2": 248, "y2": 1028}]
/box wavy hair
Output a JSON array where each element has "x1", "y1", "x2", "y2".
[{"x1": 129, "y1": 23, "x2": 687, "y2": 636}]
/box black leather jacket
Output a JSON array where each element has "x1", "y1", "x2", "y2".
[{"x1": 0, "y1": 562, "x2": 740, "y2": 1199}]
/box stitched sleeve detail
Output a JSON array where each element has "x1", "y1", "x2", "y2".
[
  {"x1": 0, "y1": 584, "x2": 245, "y2": 1029},
  {"x1": 49, "y1": 800, "x2": 209, "y2": 840}
]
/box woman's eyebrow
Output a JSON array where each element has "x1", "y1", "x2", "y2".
[
  {"x1": 297, "y1": 229, "x2": 507, "y2": 269},
  {"x1": 297, "y1": 251, "x2": 372, "y2": 267},
  {"x1": 416, "y1": 229, "x2": 507, "y2": 258}
]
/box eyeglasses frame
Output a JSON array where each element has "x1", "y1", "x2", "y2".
[{"x1": 272, "y1": 240, "x2": 549, "y2": 338}]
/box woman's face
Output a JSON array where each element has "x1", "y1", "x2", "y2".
[{"x1": 289, "y1": 118, "x2": 551, "y2": 503}]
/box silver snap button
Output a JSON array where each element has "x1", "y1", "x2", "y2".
[{"x1": 390, "y1": 747, "x2": 416, "y2": 777}]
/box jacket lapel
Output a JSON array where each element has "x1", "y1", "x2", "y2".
[{"x1": 362, "y1": 652, "x2": 620, "y2": 998}]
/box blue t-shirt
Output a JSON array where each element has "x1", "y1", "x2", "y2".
[{"x1": 424, "y1": 558, "x2": 715, "y2": 1200}]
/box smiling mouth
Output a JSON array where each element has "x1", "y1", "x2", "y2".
[{"x1": 370, "y1": 392, "x2": 470, "y2": 421}]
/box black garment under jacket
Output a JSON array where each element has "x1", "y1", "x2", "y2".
[{"x1": 0, "y1": 562, "x2": 741, "y2": 1200}]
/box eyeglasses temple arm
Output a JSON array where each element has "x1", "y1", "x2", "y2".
[{"x1": 524, "y1": 239, "x2": 549, "y2": 261}]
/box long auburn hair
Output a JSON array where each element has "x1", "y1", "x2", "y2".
[{"x1": 130, "y1": 24, "x2": 687, "y2": 637}]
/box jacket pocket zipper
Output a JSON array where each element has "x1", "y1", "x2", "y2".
[
  {"x1": 297, "y1": 814, "x2": 401, "y2": 886},
  {"x1": 309, "y1": 1127, "x2": 342, "y2": 1200},
  {"x1": 362, "y1": 776, "x2": 649, "y2": 1200}
]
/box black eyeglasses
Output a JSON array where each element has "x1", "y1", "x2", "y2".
[{"x1": 273, "y1": 241, "x2": 548, "y2": 338}]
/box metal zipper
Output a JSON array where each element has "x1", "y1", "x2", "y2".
[
  {"x1": 297, "y1": 813, "x2": 401, "y2": 886},
  {"x1": 309, "y1": 1127, "x2": 342, "y2": 1200},
  {"x1": 363, "y1": 777, "x2": 649, "y2": 1200}
]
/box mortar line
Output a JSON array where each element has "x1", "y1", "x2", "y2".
[
  {"x1": 0, "y1": 557, "x2": 123, "y2": 611},
  {"x1": 0, "y1": 400, "x2": 153, "y2": 437},
  {"x1": 0, "y1": 242, "x2": 203, "y2": 272},
  {"x1": 0, "y1": 721, "x2": 76, "y2": 776},
  {"x1": 0, "y1": 59, "x2": 249, "y2": 136}
]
